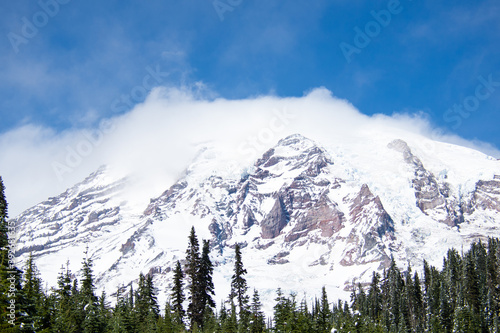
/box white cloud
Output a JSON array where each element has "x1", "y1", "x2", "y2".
[{"x1": 1, "y1": 86, "x2": 498, "y2": 217}]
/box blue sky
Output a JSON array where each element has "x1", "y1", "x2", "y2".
[
  {"x1": 1, "y1": 0, "x2": 499, "y2": 145},
  {"x1": 1, "y1": 0, "x2": 500, "y2": 214}
]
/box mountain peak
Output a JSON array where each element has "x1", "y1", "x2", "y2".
[
  {"x1": 278, "y1": 133, "x2": 311, "y2": 143},
  {"x1": 11, "y1": 132, "x2": 500, "y2": 314},
  {"x1": 276, "y1": 133, "x2": 316, "y2": 150},
  {"x1": 254, "y1": 134, "x2": 332, "y2": 178}
]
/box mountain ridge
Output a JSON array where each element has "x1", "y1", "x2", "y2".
[{"x1": 12, "y1": 133, "x2": 500, "y2": 310}]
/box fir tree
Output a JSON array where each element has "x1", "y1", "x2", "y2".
[
  {"x1": 136, "y1": 272, "x2": 159, "y2": 329},
  {"x1": 80, "y1": 247, "x2": 97, "y2": 304},
  {"x1": 439, "y1": 280, "x2": 452, "y2": 333},
  {"x1": 464, "y1": 251, "x2": 480, "y2": 314},
  {"x1": 79, "y1": 249, "x2": 102, "y2": 333},
  {"x1": 22, "y1": 253, "x2": 47, "y2": 332},
  {"x1": 217, "y1": 301, "x2": 229, "y2": 333},
  {"x1": 249, "y1": 289, "x2": 265, "y2": 333},
  {"x1": 367, "y1": 271, "x2": 382, "y2": 321},
  {"x1": 110, "y1": 286, "x2": 128, "y2": 333},
  {"x1": 158, "y1": 302, "x2": 176, "y2": 333},
  {"x1": 171, "y1": 260, "x2": 185, "y2": 328},
  {"x1": 273, "y1": 288, "x2": 299, "y2": 332},
  {"x1": 198, "y1": 240, "x2": 215, "y2": 320},
  {"x1": 295, "y1": 298, "x2": 311, "y2": 333},
  {"x1": 412, "y1": 271, "x2": 425, "y2": 331},
  {"x1": 222, "y1": 299, "x2": 238, "y2": 333},
  {"x1": 202, "y1": 305, "x2": 218, "y2": 333},
  {"x1": 316, "y1": 286, "x2": 332, "y2": 332},
  {"x1": 53, "y1": 263, "x2": 80, "y2": 333},
  {"x1": 230, "y1": 243, "x2": 250, "y2": 330},
  {"x1": 97, "y1": 290, "x2": 111, "y2": 332},
  {"x1": 185, "y1": 226, "x2": 202, "y2": 329}
]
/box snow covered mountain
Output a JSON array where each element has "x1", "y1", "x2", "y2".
[{"x1": 12, "y1": 133, "x2": 500, "y2": 311}]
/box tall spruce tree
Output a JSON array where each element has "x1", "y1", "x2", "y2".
[
  {"x1": 53, "y1": 263, "x2": 79, "y2": 332},
  {"x1": 249, "y1": 289, "x2": 265, "y2": 333},
  {"x1": 171, "y1": 260, "x2": 185, "y2": 328},
  {"x1": 198, "y1": 240, "x2": 215, "y2": 324},
  {"x1": 78, "y1": 249, "x2": 103, "y2": 333},
  {"x1": 316, "y1": 286, "x2": 332, "y2": 332},
  {"x1": 230, "y1": 243, "x2": 250, "y2": 330},
  {"x1": 367, "y1": 271, "x2": 382, "y2": 320},
  {"x1": 273, "y1": 288, "x2": 291, "y2": 332},
  {"x1": 223, "y1": 299, "x2": 238, "y2": 333},
  {"x1": 185, "y1": 226, "x2": 202, "y2": 329},
  {"x1": 22, "y1": 253, "x2": 46, "y2": 332},
  {"x1": 110, "y1": 285, "x2": 135, "y2": 333},
  {"x1": 135, "y1": 272, "x2": 159, "y2": 329}
]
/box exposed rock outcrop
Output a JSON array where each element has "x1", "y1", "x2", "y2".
[{"x1": 388, "y1": 139, "x2": 460, "y2": 226}]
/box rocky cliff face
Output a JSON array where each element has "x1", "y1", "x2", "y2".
[
  {"x1": 388, "y1": 139, "x2": 461, "y2": 226},
  {"x1": 471, "y1": 179, "x2": 500, "y2": 212},
  {"x1": 15, "y1": 167, "x2": 135, "y2": 257}
]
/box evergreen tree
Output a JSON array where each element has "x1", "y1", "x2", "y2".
[
  {"x1": 97, "y1": 290, "x2": 111, "y2": 332},
  {"x1": 351, "y1": 282, "x2": 367, "y2": 316},
  {"x1": 222, "y1": 299, "x2": 238, "y2": 333},
  {"x1": 412, "y1": 271, "x2": 425, "y2": 331},
  {"x1": 136, "y1": 272, "x2": 160, "y2": 330},
  {"x1": 53, "y1": 263, "x2": 80, "y2": 332},
  {"x1": 249, "y1": 289, "x2": 265, "y2": 333},
  {"x1": 109, "y1": 286, "x2": 128, "y2": 333},
  {"x1": 111, "y1": 284, "x2": 138, "y2": 333},
  {"x1": 21, "y1": 253, "x2": 47, "y2": 332},
  {"x1": 80, "y1": 248, "x2": 97, "y2": 304},
  {"x1": 438, "y1": 280, "x2": 452, "y2": 333},
  {"x1": 464, "y1": 251, "x2": 480, "y2": 314},
  {"x1": 171, "y1": 260, "x2": 185, "y2": 328},
  {"x1": 316, "y1": 286, "x2": 332, "y2": 332},
  {"x1": 486, "y1": 237, "x2": 500, "y2": 329},
  {"x1": 158, "y1": 302, "x2": 176, "y2": 333},
  {"x1": 198, "y1": 239, "x2": 216, "y2": 327},
  {"x1": 202, "y1": 305, "x2": 218, "y2": 333},
  {"x1": 273, "y1": 289, "x2": 298, "y2": 332},
  {"x1": 79, "y1": 249, "x2": 102, "y2": 333},
  {"x1": 230, "y1": 243, "x2": 250, "y2": 330},
  {"x1": 295, "y1": 298, "x2": 311, "y2": 333},
  {"x1": 217, "y1": 301, "x2": 229, "y2": 333},
  {"x1": 185, "y1": 226, "x2": 202, "y2": 329},
  {"x1": 367, "y1": 271, "x2": 382, "y2": 321},
  {"x1": 273, "y1": 288, "x2": 287, "y2": 332}
]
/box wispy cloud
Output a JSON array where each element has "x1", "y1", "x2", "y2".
[{"x1": 1, "y1": 86, "x2": 498, "y2": 217}]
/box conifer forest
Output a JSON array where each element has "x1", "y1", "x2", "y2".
[{"x1": 2, "y1": 175, "x2": 500, "y2": 332}]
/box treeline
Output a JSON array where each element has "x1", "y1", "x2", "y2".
[
  {"x1": 2, "y1": 176, "x2": 500, "y2": 332},
  {"x1": 347, "y1": 238, "x2": 500, "y2": 332}
]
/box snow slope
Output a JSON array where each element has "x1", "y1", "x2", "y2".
[{"x1": 12, "y1": 132, "x2": 500, "y2": 313}]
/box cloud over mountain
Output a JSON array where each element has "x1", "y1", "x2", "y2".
[{"x1": 1, "y1": 86, "x2": 498, "y2": 217}]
